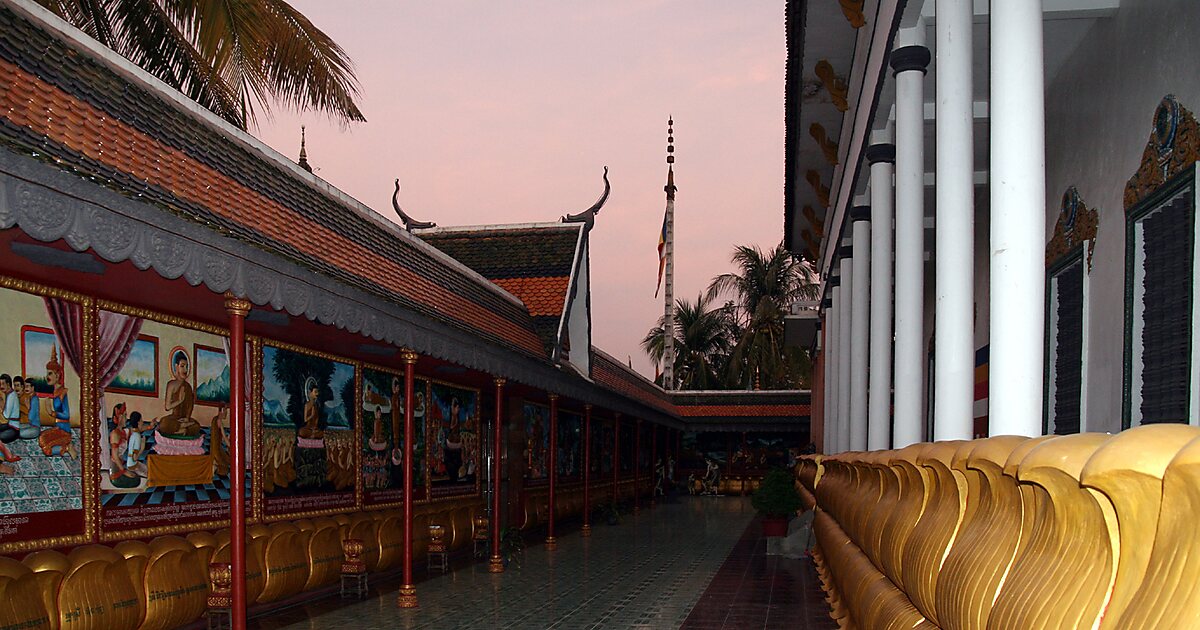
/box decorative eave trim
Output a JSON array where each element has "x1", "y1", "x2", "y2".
[{"x1": 0, "y1": 150, "x2": 681, "y2": 426}]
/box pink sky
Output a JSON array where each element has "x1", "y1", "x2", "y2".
[{"x1": 256, "y1": 1, "x2": 786, "y2": 380}]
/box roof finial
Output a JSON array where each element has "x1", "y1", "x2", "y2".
[
  {"x1": 665, "y1": 116, "x2": 676, "y2": 200},
  {"x1": 561, "y1": 166, "x2": 611, "y2": 230},
  {"x1": 298, "y1": 125, "x2": 312, "y2": 173},
  {"x1": 391, "y1": 180, "x2": 436, "y2": 231}
]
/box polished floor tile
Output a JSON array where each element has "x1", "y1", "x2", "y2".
[{"x1": 253, "y1": 496, "x2": 834, "y2": 629}]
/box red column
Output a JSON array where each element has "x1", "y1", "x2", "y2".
[
  {"x1": 546, "y1": 394, "x2": 558, "y2": 549},
  {"x1": 581, "y1": 404, "x2": 592, "y2": 537},
  {"x1": 633, "y1": 419, "x2": 641, "y2": 515},
  {"x1": 489, "y1": 378, "x2": 506, "y2": 573},
  {"x1": 397, "y1": 350, "x2": 419, "y2": 608},
  {"x1": 223, "y1": 294, "x2": 249, "y2": 630},
  {"x1": 650, "y1": 424, "x2": 657, "y2": 508},
  {"x1": 612, "y1": 413, "x2": 620, "y2": 504}
]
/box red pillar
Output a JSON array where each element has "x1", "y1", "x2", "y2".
[
  {"x1": 581, "y1": 404, "x2": 592, "y2": 537},
  {"x1": 397, "y1": 350, "x2": 419, "y2": 608},
  {"x1": 546, "y1": 394, "x2": 559, "y2": 549},
  {"x1": 489, "y1": 378, "x2": 506, "y2": 573},
  {"x1": 223, "y1": 294, "x2": 249, "y2": 630},
  {"x1": 612, "y1": 413, "x2": 621, "y2": 504}
]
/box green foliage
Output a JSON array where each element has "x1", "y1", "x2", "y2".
[
  {"x1": 501, "y1": 525, "x2": 525, "y2": 567},
  {"x1": 751, "y1": 468, "x2": 803, "y2": 517},
  {"x1": 644, "y1": 242, "x2": 818, "y2": 391},
  {"x1": 35, "y1": 0, "x2": 365, "y2": 129},
  {"x1": 271, "y1": 348, "x2": 333, "y2": 429},
  {"x1": 339, "y1": 375, "x2": 356, "y2": 429}
]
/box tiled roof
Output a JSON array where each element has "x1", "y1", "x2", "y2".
[
  {"x1": 591, "y1": 349, "x2": 675, "y2": 414},
  {"x1": 420, "y1": 226, "x2": 582, "y2": 352},
  {"x1": 0, "y1": 4, "x2": 548, "y2": 360}
]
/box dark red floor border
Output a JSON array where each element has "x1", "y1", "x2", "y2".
[{"x1": 679, "y1": 518, "x2": 837, "y2": 630}]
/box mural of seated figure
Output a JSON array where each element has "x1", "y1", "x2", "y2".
[{"x1": 154, "y1": 349, "x2": 205, "y2": 456}]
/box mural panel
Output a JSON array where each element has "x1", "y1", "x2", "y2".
[
  {"x1": 557, "y1": 410, "x2": 582, "y2": 481},
  {"x1": 522, "y1": 402, "x2": 550, "y2": 483},
  {"x1": 361, "y1": 366, "x2": 426, "y2": 506},
  {"x1": 261, "y1": 343, "x2": 356, "y2": 517},
  {"x1": 427, "y1": 382, "x2": 479, "y2": 498},
  {"x1": 619, "y1": 421, "x2": 633, "y2": 473},
  {"x1": 0, "y1": 283, "x2": 88, "y2": 551},
  {"x1": 99, "y1": 308, "x2": 251, "y2": 536},
  {"x1": 592, "y1": 420, "x2": 612, "y2": 475}
]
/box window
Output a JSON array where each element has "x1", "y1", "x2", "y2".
[
  {"x1": 1045, "y1": 250, "x2": 1087, "y2": 434},
  {"x1": 1124, "y1": 166, "x2": 1198, "y2": 427}
]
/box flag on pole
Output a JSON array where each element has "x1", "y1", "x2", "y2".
[{"x1": 655, "y1": 212, "x2": 667, "y2": 297}]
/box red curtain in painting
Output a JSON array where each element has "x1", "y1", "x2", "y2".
[
  {"x1": 44, "y1": 298, "x2": 143, "y2": 388},
  {"x1": 43, "y1": 298, "x2": 85, "y2": 378}
]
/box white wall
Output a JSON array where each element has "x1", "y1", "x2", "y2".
[{"x1": 1044, "y1": 0, "x2": 1200, "y2": 433}]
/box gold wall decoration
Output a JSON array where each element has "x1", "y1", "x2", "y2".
[
  {"x1": 803, "y1": 205, "x2": 825, "y2": 238},
  {"x1": 806, "y1": 170, "x2": 831, "y2": 208},
  {"x1": 815, "y1": 60, "x2": 849, "y2": 113},
  {"x1": 810, "y1": 123, "x2": 840, "y2": 166},
  {"x1": 839, "y1": 0, "x2": 866, "y2": 28},
  {"x1": 1046, "y1": 186, "x2": 1100, "y2": 272},
  {"x1": 1125, "y1": 95, "x2": 1199, "y2": 210}
]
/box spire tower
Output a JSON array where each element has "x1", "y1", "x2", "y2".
[
  {"x1": 298, "y1": 125, "x2": 312, "y2": 173},
  {"x1": 662, "y1": 117, "x2": 677, "y2": 390}
]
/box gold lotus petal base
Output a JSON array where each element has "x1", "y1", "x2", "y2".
[
  {"x1": 581, "y1": 524, "x2": 592, "y2": 537},
  {"x1": 397, "y1": 585, "x2": 418, "y2": 609},
  {"x1": 488, "y1": 556, "x2": 505, "y2": 573},
  {"x1": 545, "y1": 536, "x2": 557, "y2": 550}
]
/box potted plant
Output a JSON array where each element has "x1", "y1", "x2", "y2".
[
  {"x1": 752, "y1": 468, "x2": 803, "y2": 537},
  {"x1": 597, "y1": 501, "x2": 621, "y2": 526},
  {"x1": 501, "y1": 525, "x2": 525, "y2": 568}
]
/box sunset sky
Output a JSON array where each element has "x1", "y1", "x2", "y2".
[{"x1": 256, "y1": 1, "x2": 787, "y2": 380}]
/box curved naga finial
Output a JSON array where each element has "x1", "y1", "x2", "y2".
[
  {"x1": 561, "y1": 166, "x2": 610, "y2": 230},
  {"x1": 392, "y1": 179, "x2": 436, "y2": 231}
]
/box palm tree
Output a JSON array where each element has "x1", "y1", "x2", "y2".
[
  {"x1": 642, "y1": 294, "x2": 736, "y2": 391},
  {"x1": 706, "y1": 242, "x2": 818, "y2": 389},
  {"x1": 36, "y1": 0, "x2": 365, "y2": 129}
]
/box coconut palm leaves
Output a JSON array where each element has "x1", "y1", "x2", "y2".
[
  {"x1": 642, "y1": 294, "x2": 736, "y2": 391},
  {"x1": 707, "y1": 243, "x2": 817, "y2": 389},
  {"x1": 36, "y1": 0, "x2": 365, "y2": 128},
  {"x1": 644, "y1": 242, "x2": 818, "y2": 390}
]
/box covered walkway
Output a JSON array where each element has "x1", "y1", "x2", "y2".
[{"x1": 248, "y1": 497, "x2": 833, "y2": 630}]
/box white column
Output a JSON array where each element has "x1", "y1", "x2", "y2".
[
  {"x1": 820, "y1": 318, "x2": 833, "y2": 453},
  {"x1": 837, "y1": 252, "x2": 854, "y2": 453},
  {"x1": 890, "y1": 40, "x2": 931, "y2": 448},
  {"x1": 827, "y1": 287, "x2": 841, "y2": 453},
  {"x1": 867, "y1": 135, "x2": 896, "y2": 450},
  {"x1": 850, "y1": 209, "x2": 871, "y2": 451},
  {"x1": 990, "y1": 0, "x2": 1046, "y2": 437},
  {"x1": 934, "y1": 0, "x2": 976, "y2": 441}
]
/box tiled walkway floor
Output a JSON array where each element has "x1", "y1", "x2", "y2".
[{"x1": 260, "y1": 496, "x2": 834, "y2": 629}]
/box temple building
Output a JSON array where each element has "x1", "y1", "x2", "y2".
[
  {"x1": 0, "y1": 1, "x2": 810, "y2": 628},
  {"x1": 791, "y1": 0, "x2": 1200, "y2": 626}
]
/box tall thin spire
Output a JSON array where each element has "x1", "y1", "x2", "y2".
[
  {"x1": 662, "y1": 116, "x2": 677, "y2": 391},
  {"x1": 665, "y1": 117, "x2": 676, "y2": 199},
  {"x1": 298, "y1": 125, "x2": 312, "y2": 173}
]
